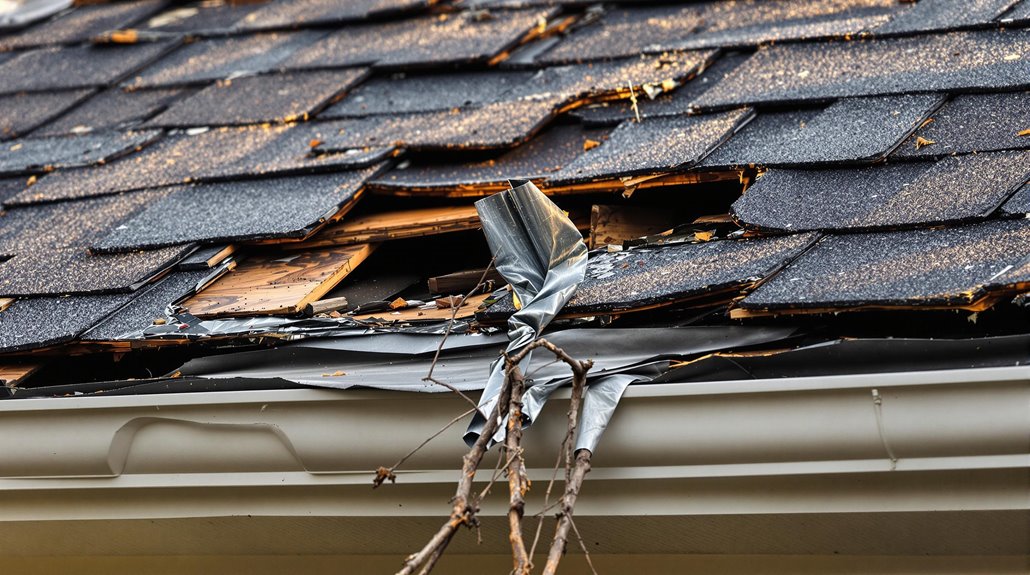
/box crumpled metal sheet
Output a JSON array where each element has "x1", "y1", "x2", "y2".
[{"x1": 464, "y1": 179, "x2": 589, "y2": 445}]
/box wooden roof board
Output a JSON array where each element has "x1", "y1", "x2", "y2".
[
  {"x1": 145, "y1": 68, "x2": 369, "y2": 128},
  {"x1": 739, "y1": 219, "x2": 1030, "y2": 313},
  {"x1": 295, "y1": 205, "x2": 481, "y2": 248},
  {"x1": 182, "y1": 243, "x2": 377, "y2": 317},
  {"x1": 92, "y1": 168, "x2": 380, "y2": 252}
]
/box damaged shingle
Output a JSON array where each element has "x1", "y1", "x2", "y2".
[
  {"x1": 141, "y1": 1, "x2": 267, "y2": 35},
  {"x1": 0, "y1": 130, "x2": 160, "y2": 176},
  {"x1": 548, "y1": 108, "x2": 753, "y2": 184},
  {"x1": 236, "y1": 0, "x2": 431, "y2": 31},
  {"x1": 893, "y1": 91, "x2": 1030, "y2": 158},
  {"x1": 282, "y1": 8, "x2": 551, "y2": 70},
  {"x1": 94, "y1": 168, "x2": 380, "y2": 252},
  {"x1": 873, "y1": 0, "x2": 1021, "y2": 35},
  {"x1": 315, "y1": 97, "x2": 563, "y2": 152},
  {"x1": 0, "y1": 0, "x2": 166, "y2": 50},
  {"x1": 571, "y1": 52, "x2": 749, "y2": 127},
  {"x1": 0, "y1": 88, "x2": 94, "y2": 139},
  {"x1": 81, "y1": 269, "x2": 212, "y2": 341},
  {"x1": 371, "y1": 124, "x2": 610, "y2": 193},
  {"x1": 695, "y1": 29, "x2": 1030, "y2": 110},
  {"x1": 0, "y1": 245, "x2": 189, "y2": 296},
  {"x1": 322, "y1": 70, "x2": 535, "y2": 117},
  {"x1": 35, "y1": 87, "x2": 194, "y2": 136},
  {"x1": 484, "y1": 232, "x2": 818, "y2": 319},
  {"x1": 125, "y1": 31, "x2": 325, "y2": 88},
  {"x1": 733, "y1": 150, "x2": 1030, "y2": 231},
  {"x1": 702, "y1": 94, "x2": 944, "y2": 168},
  {"x1": 1004, "y1": 0, "x2": 1030, "y2": 20},
  {"x1": 145, "y1": 68, "x2": 368, "y2": 127},
  {"x1": 739, "y1": 219, "x2": 1030, "y2": 312},
  {"x1": 0, "y1": 293, "x2": 133, "y2": 353},
  {"x1": 0, "y1": 41, "x2": 176, "y2": 94},
  {"x1": 7, "y1": 125, "x2": 391, "y2": 204}
]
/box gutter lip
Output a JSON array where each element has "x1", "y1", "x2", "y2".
[{"x1": 2, "y1": 364, "x2": 1028, "y2": 411}]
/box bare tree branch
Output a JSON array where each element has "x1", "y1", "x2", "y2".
[
  {"x1": 374, "y1": 407, "x2": 476, "y2": 489},
  {"x1": 542, "y1": 449, "x2": 592, "y2": 575},
  {"x1": 395, "y1": 366, "x2": 513, "y2": 575},
  {"x1": 504, "y1": 357, "x2": 531, "y2": 575}
]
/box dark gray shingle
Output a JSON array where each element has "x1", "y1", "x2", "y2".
[{"x1": 893, "y1": 91, "x2": 1030, "y2": 158}]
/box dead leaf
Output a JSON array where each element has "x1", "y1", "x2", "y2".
[
  {"x1": 1017, "y1": 129, "x2": 1030, "y2": 138},
  {"x1": 109, "y1": 29, "x2": 139, "y2": 44},
  {"x1": 321, "y1": 370, "x2": 347, "y2": 377},
  {"x1": 388, "y1": 297, "x2": 408, "y2": 310},
  {"x1": 694, "y1": 231, "x2": 714, "y2": 242},
  {"x1": 914, "y1": 136, "x2": 935, "y2": 149},
  {"x1": 308, "y1": 139, "x2": 322, "y2": 148},
  {"x1": 583, "y1": 139, "x2": 600, "y2": 151}
]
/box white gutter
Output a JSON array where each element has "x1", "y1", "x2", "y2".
[
  {"x1": 0, "y1": 366, "x2": 1026, "y2": 557},
  {"x1": 0, "y1": 365, "x2": 1026, "y2": 484}
]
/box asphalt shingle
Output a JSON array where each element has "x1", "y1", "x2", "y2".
[
  {"x1": 571, "y1": 52, "x2": 749, "y2": 127},
  {"x1": 0, "y1": 245, "x2": 189, "y2": 296},
  {"x1": 0, "y1": 41, "x2": 176, "y2": 94},
  {"x1": 145, "y1": 68, "x2": 368, "y2": 127},
  {"x1": 0, "y1": 293, "x2": 133, "y2": 353},
  {"x1": 694, "y1": 29, "x2": 1030, "y2": 110},
  {"x1": 322, "y1": 70, "x2": 534, "y2": 117},
  {"x1": 893, "y1": 91, "x2": 1030, "y2": 158},
  {"x1": 371, "y1": 124, "x2": 610, "y2": 192},
  {"x1": 81, "y1": 269, "x2": 212, "y2": 340},
  {"x1": 237, "y1": 0, "x2": 430, "y2": 31},
  {"x1": 35, "y1": 87, "x2": 193, "y2": 136},
  {"x1": 0, "y1": 88, "x2": 94, "y2": 139},
  {"x1": 873, "y1": 0, "x2": 1021, "y2": 35},
  {"x1": 703, "y1": 94, "x2": 944, "y2": 167},
  {"x1": 740, "y1": 219, "x2": 1030, "y2": 311},
  {"x1": 125, "y1": 31, "x2": 324, "y2": 88},
  {"x1": 282, "y1": 8, "x2": 551, "y2": 69},
  {"x1": 94, "y1": 169, "x2": 379, "y2": 251},
  {"x1": 0, "y1": 188, "x2": 173, "y2": 254},
  {"x1": 538, "y1": 1, "x2": 900, "y2": 63},
  {"x1": 732, "y1": 150, "x2": 1030, "y2": 231},
  {"x1": 0, "y1": 0, "x2": 166, "y2": 50},
  {"x1": 8, "y1": 125, "x2": 391, "y2": 204},
  {"x1": 1001, "y1": 182, "x2": 1030, "y2": 214},
  {"x1": 0, "y1": 130, "x2": 160, "y2": 176},
  {"x1": 315, "y1": 97, "x2": 563, "y2": 152},
  {"x1": 548, "y1": 107, "x2": 753, "y2": 184}
]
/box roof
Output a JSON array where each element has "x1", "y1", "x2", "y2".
[{"x1": 0, "y1": 0, "x2": 1029, "y2": 389}]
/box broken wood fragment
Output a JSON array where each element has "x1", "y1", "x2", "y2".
[
  {"x1": 182, "y1": 244, "x2": 376, "y2": 318},
  {"x1": 303, "y1": 295, "x2": 349, "y2": 317},
  {"x1": 428, "y1": 268, "x2": 505, "y2": 294}
]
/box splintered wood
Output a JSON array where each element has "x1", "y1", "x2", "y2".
[
  {"x1": 0, "y1": 363, "x2": 40, "y2": 387},
  {"x1": 183, "y1": 244, "x2": 376, "y2": 318},
  {"x1": 589, "y1": 205, "x2": 680, "y2": 248},
  {"x1": 295, "y1": 205, "x2": 481, "y2": 248},
  {"x1": 352, "y1": 292, "x2": 492, "y2": 322}
]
